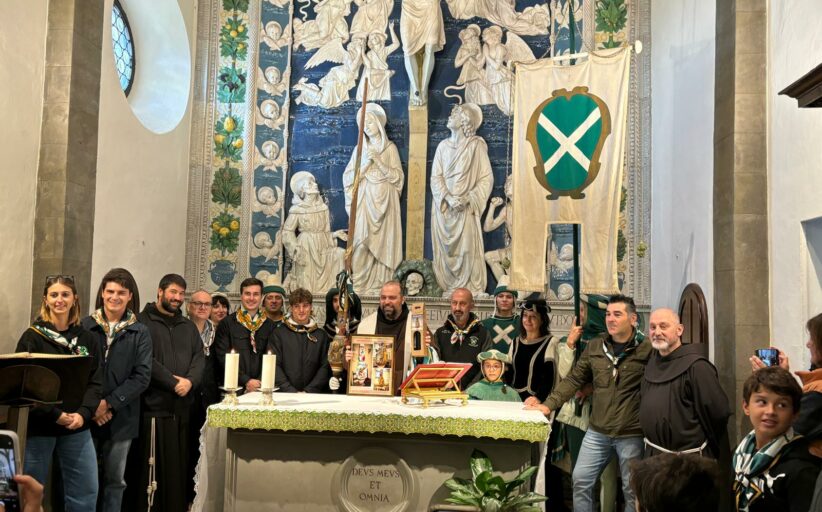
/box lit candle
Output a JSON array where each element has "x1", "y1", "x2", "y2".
[
  {"x1": 224, "y1": 350, "x2": 239, "y2": 389},
  {"x1": 261, "y1": 352, "x2": 276, "y2": 390}
]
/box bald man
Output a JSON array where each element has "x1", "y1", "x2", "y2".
[
  {"x1": 433, "y1": 288, "x2": 492, "y2": 389},
  {"x1": 639, "y1": 308, "x2": 730, "y2": 459}
]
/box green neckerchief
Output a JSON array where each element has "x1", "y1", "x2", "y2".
[
  {"x1": 283, "y1": 314, "x2": 319, "y2": 343},
  {"x1": 733, "y1": 427, "x2": 799, "y2": 511},
  {"x1": 91, "y1": 308, "x2": 137, "y2": 358},
  {"x1": 236, "y1": 308, "x2": 266, "y2": 353},
  {"x1": 602, "y1": 329, "x2": 646, "y2": 382},
  {"x1": 29, "y1": 323, "x2": 88, "y2": 356},
  {"x1": 447, "y1": 316, "x2": 482, "y2": 345}
]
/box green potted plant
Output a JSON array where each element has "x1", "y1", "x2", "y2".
[{"x1": 442, "y1": 449, "x2": 547, "y2": 512}]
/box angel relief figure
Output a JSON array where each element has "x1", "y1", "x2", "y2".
[
  {"x1": 257, "y1": 66, "x2": 287, "y2": 98},
  {"x1": 444, "y1": 0, "x2": 549, "y2": 36},
  {"x1": 356, "y1": 22, "x2": 400, "y2": 101},
  {"x1": 255, "y1": 140, "x2": 287, "y2": 172},
  {"x1": 251, "y1": 230, "x2": 282, "y2": 263},
  {"x1": 293, "y1": 37, "x2": 365, "y2": 109},
  {"x1": 261, "y1": 20, "x2": 291, "y2": 51},
  {"x1": 482, "y1": 26, "x2": 533, "y2": 115},
  {"x1": 256, "y1": 99, "x2": 288, "y2": 131},
  {"x1": 350, "y1": 0, "x2": 393, "y2": 39},
  {"x1": 293, "y1": 0, "x2": 353, "y2": 51},
  {"x1": 454, "y1": 24, "x2": 492, "y2": 105},
  {"x1": 252, "y1": 185, "x2": 284, "y2": 218}
]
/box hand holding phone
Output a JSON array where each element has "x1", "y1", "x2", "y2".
[{"x1": 0, "y1": 430, "x2": 21, "y2": 512}]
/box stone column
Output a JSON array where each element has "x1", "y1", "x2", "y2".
[
  {"x1": 713, "y1": 0, "x2": 768, "y2": 441},
  {"x1": 31, "y1": 0, "x2": 104, "y2": 316}
]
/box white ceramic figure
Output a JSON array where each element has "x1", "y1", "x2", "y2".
[
  {"x1": 255, "y1": 140, "x2": 287, "y2": 172},
  {"x1": 454, "y1": 24, "x2": 493, "y2": 106},
  {"x1": 282, "y1": 172, "x2": 347, "y2": 294},
  {"x1": 252, "y1": 185, "x2": 284, "y2": 218},
  {"x1": 293, "y1": 0, "x2": 353, "y2": 51},
  {"x1": 261, "y1": 20, "x2": 291, "y2": 51},
  {"x1": 405, "y1": 271, "x2": 424, "y2": 296},
  {"x1": 251, "y1": 231, "x2": 282, "y2": 263},
  {"x1": 257, "y1": 66, "x2": 288, "y2": 98},
  {"x1": 482, "y1": 26, "x2": 534, "y2": 115},
  {"x1": 294, "y1": 38, "x2": 365, "y2": 109},
  {"x1": 350, "y1": 0, "x2": 393, "y2": 38},
  {"x1": 256, "y1": 99, "x2": 287, "y2": 131},
  {"x1": 356, "y1": 23, "x2": 400, "y2": 101},
  {"x1": 550, "y1": 0, "x2": 583, "y2": 31},
  {"x1": 445, "y1": 0, "x2": 549, "y2": 36},
  {"x1": 483, "y1": 174, "x2": 512, "y2": 282},
  {"x1": 342, "y1": 104, "x2": 404, "y2": 295},
  {"x1": 430, "y1": 103, "x2": 493, "y2": 295},
  {"x1": 400, "y1": 0, "x2": 445, "y2": 106}
]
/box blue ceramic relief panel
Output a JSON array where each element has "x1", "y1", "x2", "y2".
[{"x1": 286, "y1": 0, "x2": 582, "y2": 294}]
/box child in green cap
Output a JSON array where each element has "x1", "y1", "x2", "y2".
[{"x1": 465, "y1": 349, "x2": 522, "y2": 403}]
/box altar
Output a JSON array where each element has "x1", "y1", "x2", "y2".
[{"x1": 193, "y1": 392, "x2": 550, "y2": 511}]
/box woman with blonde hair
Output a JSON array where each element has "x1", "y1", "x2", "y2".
[{"x1": 16, "y1": 275, "x2": 103, "y2": 511}]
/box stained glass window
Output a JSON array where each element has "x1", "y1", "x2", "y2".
[{"x1": 111, "y1": 0, "x2": 135, "y2": 96}]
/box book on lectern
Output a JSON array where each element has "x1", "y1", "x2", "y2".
[
  {"x1": 398, "y1": 362, "x2": 472, "y2": 391},
  {"x1": 0, "y1": 353, "x2": 93, "y2": 408}
]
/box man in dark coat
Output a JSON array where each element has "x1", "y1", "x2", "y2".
[
  {"x1": 639, "y1": 308, "x2": 730, "y2": 457},
  {"x1": 214, "y1": 277, "x2": 275, "y2": 394},
  {"x1": 124, "y1": 274, "x2": 204, "y2": 512},
  {"x1": 433, "y1": 288, "x2": 492, "y2": 389},
  {"x1": 270, "y1": 288, "x2": 330, "y2": 393}
]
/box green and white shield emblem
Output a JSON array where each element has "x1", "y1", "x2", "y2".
[{"x1": 526, "y1": 86, "x2": 611, "y2": 199}]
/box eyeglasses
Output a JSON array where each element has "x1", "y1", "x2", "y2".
[
  {"x1": 46, "y1": 274, "x2": 75, "y2": 284},
  {"x1": 191, "y1": 301, "x2": 212, "y2": 309}
]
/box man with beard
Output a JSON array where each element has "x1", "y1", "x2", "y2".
[
  {"x1": 640, "y1": 308, "x2": 732, "y2": 509},
  {"x1": 261, "y1": 280, "x2": 286, "y2": 326},
  {"x1": 349, "y1": 281, "x2": 434, "y2": 394},
  {"x1": 126, "y1": 274, "x2": 204, "y2": 512},
  {"x1": 214, "y1": 278, "x2": 275, "y2": 394},
  {"x1": 270, "y1": 288, "x2": 331, "y2": 393},
  {"x1": 433, "y1": 288, "x2": 492, "y2": 389}
]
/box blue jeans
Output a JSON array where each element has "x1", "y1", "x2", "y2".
[
  {"x1": 571, "y1": 429, "x2": 644, "y2": 512},
  {"x1": 97, "y1": 438, "x2": 132, "y2": 512},
  {"x1": 25, "y1": 430, "x2": 99, "y2": 512}
]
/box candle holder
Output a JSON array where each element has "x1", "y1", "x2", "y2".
[
  {"x1": 219, "y1": 386, "x2": 242, "y2": 406},
  {"x1": 258, "y1": 387, "x2": 276, "y2": 406}
]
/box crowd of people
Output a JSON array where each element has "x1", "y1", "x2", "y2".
[{"x1": 5, "y1": 270, "x2": 822, "y2": 512}]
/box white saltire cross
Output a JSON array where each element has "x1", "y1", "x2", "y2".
[{"x1": 538, "y1": 108, "x2": 601, "y2": 171}]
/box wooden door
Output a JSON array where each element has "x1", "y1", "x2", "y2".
[{"x1": 678, "y1": 283, "x2": 709, "y2": 349}]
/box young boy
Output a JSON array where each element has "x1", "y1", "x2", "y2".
[
  {"x1": 465, "y1": 350, "x2": 521, "y2": 403},
  {"x1": 734, "y1": 366, "x2": 821, "y2": 511},
  {"x1": 630, "y1": 453, "x2": 719, "y2": 512}
]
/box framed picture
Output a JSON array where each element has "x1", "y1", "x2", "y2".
[{"x1": 347, "y1": 334, "x2": 395, "y2": 397}]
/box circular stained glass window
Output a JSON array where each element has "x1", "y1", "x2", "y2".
[{"x1": 111, "y1": 0, "x2": 135, "y2": 96}]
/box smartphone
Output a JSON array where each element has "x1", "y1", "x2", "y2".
[
  {"x1": 0, "y1": 430, "x2": 21, "y2": 512},
  {"x1": 755, "y1": 348, "x2": 779, "y2": 367}
]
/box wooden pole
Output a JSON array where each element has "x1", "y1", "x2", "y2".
[
  {"x1": 344, "y1": 79, "x2": 369, "y2": 275},
  {"x1": 572, "y1": 223, "x2": 581, "y2": 326}
]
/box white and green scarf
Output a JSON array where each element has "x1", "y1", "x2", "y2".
[
  {"x1": 91, "y1": 308, "x2": 137, "y2": 358},
  {"x1": 29, "y1": 323, "x2": 88, "y2": 356},
  {"x1": 284, "y1": 314, "x2": 319, "y2": 343},
  {"x1": 732, "y1": 427, "x2": 799, "y2": 511},
  {"x1": 236, "y1": 308, "x2": 266, "y2": 353},
  {"x1": 447, "y1": 316, "x2": 481, "y2": 345}
]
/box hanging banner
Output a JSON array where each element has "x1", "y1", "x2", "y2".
[{"x1": 510, "y1": 47, "x2": 631, "y2": 294}]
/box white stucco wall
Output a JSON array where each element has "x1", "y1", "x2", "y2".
[
  {"x1": 650, "y1": 0, "x2": 716, "y2": 356},
  {"x1": 768, "y1": 0, "x2": 822, "y2": 370},
  {"x1": 91, "y1": 0, "x2": 197, "y2": 309},
  {"x1": 0, "y1": 3, "x2": 48, "y2": 351}
]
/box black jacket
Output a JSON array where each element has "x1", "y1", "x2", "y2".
[
  {"x1": 81, "y1": 314, "x2": 152, "y2": 441},
  {"x1": 15, "y1": 321, "x2": 103, "y2": 437},
  {"x1": 137, "y1": 303, "x2": 205, "y2": 416},
  {"x1": 213, "y1": 312, "x2": 275, "y2": 388},
  {"x1": 270, "y1": 322, "x2": 330, "y2": 393},
  {"x1": 740, "y1": 438, "x2": 821, "y2": 512},
  {"x1": 433, "y1": 314, "x2": 492, "y2": 389}
]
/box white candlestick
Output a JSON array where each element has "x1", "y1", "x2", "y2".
[
  {"x1": 261, "y1": 353, "x2": 276, "y2": 389},
  {"x1": 224, "y1": 351, "x2": 239, "y2": 389}
]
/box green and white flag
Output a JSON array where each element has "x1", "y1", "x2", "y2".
[{"x1": 510, "y1": 48, "x2": 631, "y2": 294}]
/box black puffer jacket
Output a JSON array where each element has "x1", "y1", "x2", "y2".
[{"x1": 137, "y1": 303, "x2": 204, "y2": 416}]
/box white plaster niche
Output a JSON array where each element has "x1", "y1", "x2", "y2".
[{"x1": 109, "y1": 0, "x2": 191, "y2": 134}]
